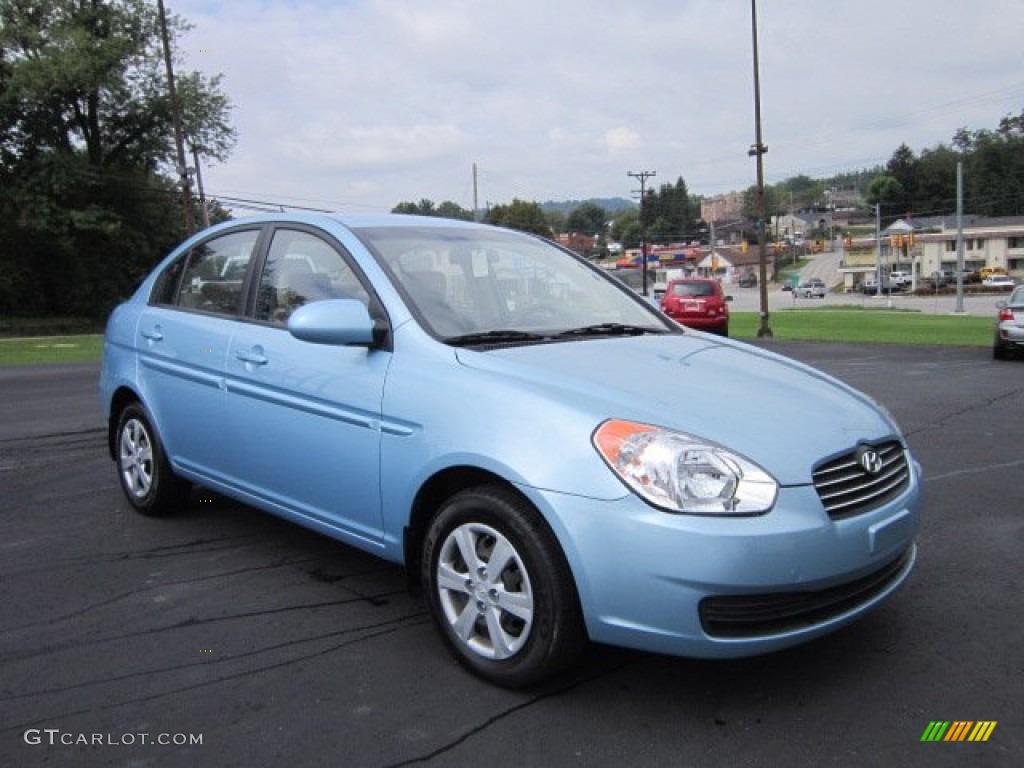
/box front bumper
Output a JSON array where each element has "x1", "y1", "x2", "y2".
[{"x1": 527, "y1": 469, "x2": 921, "y2": 659}]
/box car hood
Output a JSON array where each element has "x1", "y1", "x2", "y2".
[{"x1": 456, "y1": 334, "x2": 898, "y2": 486}]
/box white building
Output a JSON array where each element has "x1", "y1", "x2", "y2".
[{"x1": 917, "y1": 216, "x2": 1024, "y2": 278}]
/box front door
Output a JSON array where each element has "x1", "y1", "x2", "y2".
[{"x1": 224, "y1": 227, "x2": 391, "y2": 548}]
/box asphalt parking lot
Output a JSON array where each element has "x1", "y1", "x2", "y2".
[{"x1": 1, "y1": 344, "x2": 1021, "y2": 768}]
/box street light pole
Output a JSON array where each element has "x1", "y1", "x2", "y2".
[{"x1": 749, "y1": 0, "x2": 771, "y2": 337}]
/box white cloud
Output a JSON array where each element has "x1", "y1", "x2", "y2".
[{"x1": 604, "y1": 128, "x2": 642, "y2": 156}]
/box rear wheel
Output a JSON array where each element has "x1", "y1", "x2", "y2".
[
  {"x1": 422, "y1": 485, "x2": 585, "y2": 688},
  {"x1": 115, "y1": 403, "x2": 188, "y2": 516},
  {"x1": 993, "y1": 333, "x2": 1009, "y2": 360}
]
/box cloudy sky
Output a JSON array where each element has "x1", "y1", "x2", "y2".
[{"x1": 174, "y1": 0, "x2": 1024, "y2": 214}]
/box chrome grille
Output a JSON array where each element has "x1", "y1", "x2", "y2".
[{"x1": 813, "y1": 441, "x2": 910, "y2": 520}]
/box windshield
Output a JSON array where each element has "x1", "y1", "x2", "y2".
[{"x1": 353, "y1": 224, "x2": 673, "y2": 342}]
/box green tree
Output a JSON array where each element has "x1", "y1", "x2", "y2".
[
  {"x1": 565, "y1": 201, "x2": 607, "y2": 235},
  {"x1": 640, "y1": 177, "x2": 696, "y2": 243},
  {"x1": 877, "y1": 144, "x2": 917, "y2": 216},
  {"x1": 392, "y1": 199, "x2": 473, "y2": 220},
  {"x1": 742, "y1": 183, "x2": 783, "y2": 226},
  {"x1": 609, "y1": 207, "x2": 639, "y2": 248},
  {"x1": 957, "y1": 110, "x2": 1024, "y2": 216},
  {"x1": 865, "y1": 175, "x2": 907, "y2": 224},
  {"x1": 913, "y1": 144, "x2": 959, "y2": 216},
  {"x1": 485, "y1": 199, "x2": 552, "y2": 237},
  {"x1": 392, "y1": 198, "x2": 436, "y2": 216},
  {"x1": 779, "y1": 174, "x2": 826, "y2": 210},
  {"x1": 0, "y1": 0, "x2": 236, "y2": 318}
]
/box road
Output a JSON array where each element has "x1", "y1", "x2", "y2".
[
  {"x1": 727, "y1": 284, "x2": 1005, "y2": 317},
  {"x1": 1, "y1": 350, "x2": 1021, "y2": 767}
]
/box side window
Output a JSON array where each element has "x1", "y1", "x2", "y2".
[
  {"x1": 150, "y1": 254, "x2": 186, "y2": 306},
  {"x1": 175, "y1": 230, "x2": 260, "y2": 315},
  {"x1": 255, "y1": 229, "x2": 370, "y2": 325}
]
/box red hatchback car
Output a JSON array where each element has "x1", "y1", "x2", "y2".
[{"x1": 660, "y1": 277, "x2": 731, "y2": 336}]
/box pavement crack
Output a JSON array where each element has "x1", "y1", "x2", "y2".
[
  {"x1": 381, "y1": 659, "x2": 633, "y2": 768},
  {"x1": 1, "y1": 588, "x2": 411, "y2": 662},
  {"x1": 0, "y1": 614, "x2": 431, "y2": 734},
  {"x1": 904, "y1": 384, "x2": 1024, "y2": 439}
]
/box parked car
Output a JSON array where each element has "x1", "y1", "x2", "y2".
[
  {"x1": 100, "y1": 214, "x2": 921, "y2": 687},
  {"x1": 889, "y1": 270, "x2": 911, "y2": 289},
  {"x1": 660, "y1": 277, "x2": 731, "y2": 335},
  {"x1": 795, "y1": 278, "x2": 827, "y2": 299},
  {"x1": 993, "y1": 286, "x2": 1024, "y2": 359},
  {"x1": 930, "y1": 270, "x2": 955, "y2": 287},
  {"x1": 737, "y1": 271, "x2": 757, "y2": 288},
  {"x1": 983, "y1": 274, "x2": 1016, "y2": 289},
  {"x1": 961, "y1": 269, "x2": 982, "y2": 284},
  {"x1": 862, "y1": 277, "x2": 893, "y2": 295},
  {"x1": 979, "y1": 266, "x2": 1008, "y2": 280}
]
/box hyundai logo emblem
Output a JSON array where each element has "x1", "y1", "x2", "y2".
[{"x1": 858, "y1": 447, "x2": 883, "y2": 475}]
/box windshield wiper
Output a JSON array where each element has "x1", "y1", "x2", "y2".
[
  {"x1": 554, "y1": 323, "x2": 667, "y2": 339},
  {"x1": 445, "y1": 329, "x2": 551, "y2": 347}
]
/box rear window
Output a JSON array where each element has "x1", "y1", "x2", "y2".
[{"x1": 671, "y1": 282, "x2": 715, "y2": 297}]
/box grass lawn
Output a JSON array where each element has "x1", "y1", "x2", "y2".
[
  {"x1": 731, "y1": 308, "x2": 992, "y2": 346},
  {"x1": 0, "y1": 335, "x2": 105, "y2": 366}
]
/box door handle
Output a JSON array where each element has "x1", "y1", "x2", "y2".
[
  {"x1": 235, "y1": 347, "x2": 268, "y2": 366},
  {"x1": 141, "y1": 326, "x2": 163, "y2": 342}
]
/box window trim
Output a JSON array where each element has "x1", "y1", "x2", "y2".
[
  {"x1": 148, "y1": 224, "x2": 269, "y2": 318},
  {"x1": 245, "y1": 223, "x2": 393, "y2": 349}
]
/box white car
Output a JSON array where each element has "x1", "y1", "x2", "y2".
[
  {"x1": 983, "y1": 275, "x2": 1016, "y2": 289},
  {"x1": 889, "y1": 271, "x2": 911, "y2": 288}
]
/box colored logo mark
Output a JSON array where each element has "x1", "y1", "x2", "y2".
[{"x1": 921, "y1": 721, "x2": 997, "y2": 742}]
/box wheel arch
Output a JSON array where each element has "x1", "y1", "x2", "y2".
[
  {"x1": 402, "y1": 466, "x2": 571, "y2": 597},
  {"x1": 106, "y1": 385, "x2": 143, "y2": 459}
]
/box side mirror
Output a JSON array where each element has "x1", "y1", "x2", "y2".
[
  {"x1": 287, "y1": 299, "x2": 384, "y2": 347},
  {"x1": 725, "y1": 295, "x2": 734, "y2": 302}
]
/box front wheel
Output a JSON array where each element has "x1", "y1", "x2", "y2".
[
  {"x1": 115, "y1": 403, "x2": 188, "y2": 516},
  {"x1": 422, "y1": 485, "x2": 585, "y2": 688}
]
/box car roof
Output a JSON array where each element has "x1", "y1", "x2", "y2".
[{"x1": 191, "y1": 212, "x2": 496, "y2": 238}]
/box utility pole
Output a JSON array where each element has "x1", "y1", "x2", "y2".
[
  {"x1": 157, "y1": 0, "x2": 195, "y2": 235},
  {"x1": 473, "y1": 163, "x2": 479, "y2": 222},
  {"x1": 628, "y1": 170, "x2": 656, "y2": 296},
  {"x1": 192, "y1": 144, "x2": 210, "y2": 229},
  {"x1": 955, "y1": 161, "x2": 965, "y2": 313},
  {"x1": 749, "y1": 0, "x2": 771, "y2": 337},
  {"x1": 875, "y1": 203, "x2": 883, "y2": 301}
]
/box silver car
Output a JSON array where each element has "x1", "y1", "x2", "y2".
[
  {"x1": 993, "y1": 285, "x2": 1024, "y2": 359},
  {"x1": 795, "y1": 279, "x2": 827, "y2": 299}
]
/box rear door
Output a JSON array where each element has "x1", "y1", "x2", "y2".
[
  {"x1": 224, "y1": 226, "x2": 392, "y2": 547},
  {"x1": 136, "y1": 227, "x2": 262, "y2": 481}
]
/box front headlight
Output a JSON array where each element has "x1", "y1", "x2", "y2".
[{"x1": 592, "y1": 419, "x2": 778, "y2": 515}]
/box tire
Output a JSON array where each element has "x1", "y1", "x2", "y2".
[
  {"x1": 115, "y1": 403, "x2": 188, "y2": 516},
  {"x1": 993, "y1": 332, "x2": 1009, "y2": 360},
  {"x1": 422, "y1": 485, "x2": 585, "y2": 688}
]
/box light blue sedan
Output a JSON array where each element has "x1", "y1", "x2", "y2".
[{"x1": 100, "y1": 214, "x2": 921, "y2": 687}]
